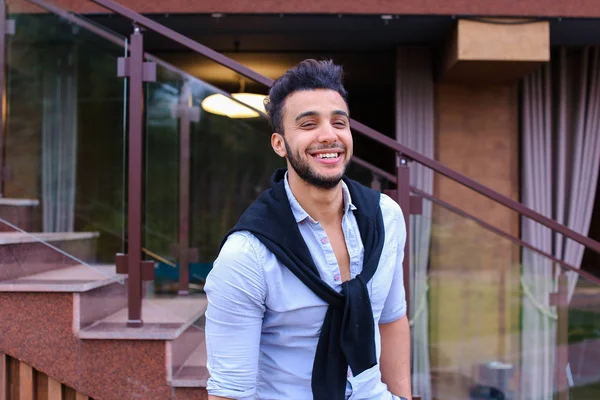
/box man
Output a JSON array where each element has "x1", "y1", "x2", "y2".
[{"x1": 204, "y1": 59, "x2": 411, "y2": 400}]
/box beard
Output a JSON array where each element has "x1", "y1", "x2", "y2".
[{"x1": 283, "y1": 138, "x2": 350, "y2": 190}]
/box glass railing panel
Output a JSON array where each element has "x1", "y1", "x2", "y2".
[
  {"x1": 566, "y1": 273, "x2": 600, "y2": 399},
  {"x1": 5, "y1": 0, "x2": 128, "y2": 266},
  {"x1": 346, "y1": 157, "x2": 393, "y2": 193},
  {"x1": 418, "y1": 195, "x2": 522, "y2": 400},
  {"x1": 410, "y1": 191, "x2": 600, "y2": 400},
  {"x1": 142, "y1": 63, "x2": 184, "y2": 296},
  {"x1": 142, "y1": 63, "x2": 283, "y2": 298}
]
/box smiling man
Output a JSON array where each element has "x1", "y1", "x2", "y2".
[{"x1": 204, "y1": 59, "x2": 412, "y2": 400}]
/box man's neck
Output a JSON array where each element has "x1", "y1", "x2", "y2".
[{"x1": 287, "y1": 171, "x2": 344, "y2": 226}]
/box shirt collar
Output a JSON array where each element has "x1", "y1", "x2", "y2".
[{"x1": 283, "y1": 171, "x2": 357, "y2": 224}]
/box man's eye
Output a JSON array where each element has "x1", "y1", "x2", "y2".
[
  {"x1": 334, "y1": 121, "x2": 347, "y2": 127},
  {"x1": 302, "y1": 122, "x2": 317, "y2": 128}
]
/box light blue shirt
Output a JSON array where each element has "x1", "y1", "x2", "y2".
[{"x1": 204, "y1": 175, "x2": 407, "y2": 399}]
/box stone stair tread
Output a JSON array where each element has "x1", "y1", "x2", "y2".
[
  {"x1": 79, "y1": 296, "x2": 208, "y2": 340},
  {"x1": 0, "y1": 264, "x2": 123, "y2": 292},
  {"x1": 0, "y1": 231, "x2": 99, "y2": 245},
  {"x1": 171, "y1": 339, "x2": 208, "y2": 387},
  {"x1": 0, "y1": 198, "x2": 39, "y2": 206}
]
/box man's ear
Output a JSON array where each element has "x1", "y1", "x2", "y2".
[{"x1": 271, "y1": 133, "x2": 287, "y2": 158}]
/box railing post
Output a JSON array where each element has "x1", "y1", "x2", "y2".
[
  {"x1": 172, "y1": 83, "x2": 200, "y2": 295},
  {"x1": 552, "y1": 268, "x2": 570, "y2": 400},
  {"x1": 125, "y1": 27, "x2": 145, "y2": 327},
  {"x1": 396, "y1": 154, "x2": 411, "y2": 318},
  {"x1": 0, "y1": 1, "x2": 14, "y2": 198}
]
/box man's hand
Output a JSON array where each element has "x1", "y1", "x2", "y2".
[
  {"x1": 208, "y1": 396, "x2": 234, "y2": 400},
  {"x1": 379, "y1": 315, "x2": 412, "y2": 399}
]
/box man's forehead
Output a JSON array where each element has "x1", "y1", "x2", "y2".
[{"x1": 284, "y1": 89, "x2": 348, "y2": 115}]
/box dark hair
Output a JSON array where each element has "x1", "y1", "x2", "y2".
[{"x1": 264, "y1": 59, "x2": 348, "y2": 134}]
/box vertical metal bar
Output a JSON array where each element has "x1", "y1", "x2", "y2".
[
  {"x1": 555, "y1": 268, "x2": 569, "y2": 400},
  {"x1": 396, "y1": 154, "x2": 411, "y2": 317},
  {"x1": 0, "y1": 0, "x2": 8, "y2": 197},
  {"x1": 126, "y1": 28, "x2": 144, "y2": 327},
  {"x1": 178, "y1": 88, "x2": 191, "y2": 295}
]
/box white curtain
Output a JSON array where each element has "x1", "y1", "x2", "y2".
[
  {"x1": 42, "y1": 46, "x2": 78, "y2": 233},
  {"x1": 396, "y1": 47, "x2": 433, "y2": 400},
  {"x1": 521, "y1": 46, "x2": 600, "y2": 400}
]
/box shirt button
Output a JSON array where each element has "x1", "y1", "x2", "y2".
[
  {"x1": 334, "y1": 274, "x2": 341, "y2": 282},
  {"x1": 321, "y1": 237, "x2": 328, "y2": 244}
]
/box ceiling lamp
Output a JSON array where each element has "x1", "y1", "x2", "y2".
[{"x1": 201, "y1": 78, "x2": 266, "y2": 119}]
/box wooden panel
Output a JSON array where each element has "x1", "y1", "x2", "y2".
[
  {"x1": 0, "y1": 352, "x2": 5, "y2": 400},
  {"x1": 9, "y1": 357, "x2": 18, "y2": 400},
  {"x1": 441, "y1": 19, "x2": 549, "y2": 83},
  {"x1": 63, "y1": 387, "x2": 76, "y2": 400},
  {"x1": 18, "y1": 362, "x2": 32, "y2": 400},
  {"x1": 35, "y1": 372, "x2": 48, "y2": 400},
  {"x1": 457, "y1": 19, "x2": 549, "y2": 62},
  {"x1": 47, "y1": 377, "x2": 62, "y2": 400},
  {"x1": 1, "y1": 358, "x2": 88, "y2": 400}
]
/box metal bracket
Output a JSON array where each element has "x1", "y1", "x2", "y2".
[
  {"x1": 169, "y1": 244, "x2": 200, "y2": 263},
  {"x1": 117, "y1": 58, "x2": 156, "y2": 82},
  {"x1": 171, "y1": 103, "x2": 200, "y2": 122},
  {"x1": 5, "y1": 20, "x2": 15, "y2": 36},
  {"x1": 116, "y1": 253, "x2": 155, "y2": 281},
  {"x1": 384, "y1": 191, "x2": 423, "y2": 215}
]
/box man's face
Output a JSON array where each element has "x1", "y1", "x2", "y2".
[{"x1": 271, "y1": 89, "x2": 353, "y2": 190}]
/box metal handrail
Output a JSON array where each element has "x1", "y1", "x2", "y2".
[
  {"x1": 70, "y1": 0, "x2": 600, "y2": 257},
  {"x1": 351, "y1": 157, "x2": 600, "y2": 285}
]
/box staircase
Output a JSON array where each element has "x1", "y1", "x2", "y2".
[
  {"x1": 0, "y1": 198, "x2": 208, "y2": 399},
  {"x1": 1, "y1": 0, "x2": 600, "y2": 398}
]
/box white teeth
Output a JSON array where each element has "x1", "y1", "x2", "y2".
[{"x1": 316, "y1": 153, "x2": 338, "y2": 159}]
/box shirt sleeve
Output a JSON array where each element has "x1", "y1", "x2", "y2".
[
  {"x1": 379, "y1": 194, "x2": 408, "y2": 324},
  {"x1": 204, "y1": 232, "x2": 267, "y2": 399}
]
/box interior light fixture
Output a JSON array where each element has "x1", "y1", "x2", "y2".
[{"x1": 201, "y1": 78, "x2": 266, "y2": 119}]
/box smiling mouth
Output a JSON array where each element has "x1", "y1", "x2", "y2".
[
  {"x1": 313, "y1": 152, "x2": 341, "y2": 159},
  {"x1": 309, "y1": 151, "x2": 344, "y2": 165}
]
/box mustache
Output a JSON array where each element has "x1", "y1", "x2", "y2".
[{"x1": 306, "y1": 143, "x2": 346, "y2": 152}]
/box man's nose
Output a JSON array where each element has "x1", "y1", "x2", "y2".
[{"x1": 317, "y1": 124, "x2": 337, "y2": 143}]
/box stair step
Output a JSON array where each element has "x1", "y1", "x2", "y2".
[
  {"x1": 0, "y1": 200, "x2": 40, "y2": 232},
  {"x1": 79, "y1": 296, "x2": 208, "y2": 340},
  {"x1": 0, "y1": 231, "x2": 100, "y2": 281},
  {"x1": 0, "y1": 198, "x2": 39, "y2": 206},
  {"x1": 0, "y1": 264, "x2": 123, "y2": 292},
  {"x1": 170, "y1": 338, "x2": 208, "y2": 387},
  {"x1": 0, "y1": 231, "x2": 99, "y2": 245}
]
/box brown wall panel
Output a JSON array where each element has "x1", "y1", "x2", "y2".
[{"x1": 10, "y1": 0, "x2": 600, "y2": 17}]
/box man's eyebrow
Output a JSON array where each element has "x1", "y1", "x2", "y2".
[
  {"x1": 295, "y1": 110, "x2": 349, "y2": 121},
  {"x1": 295, "y1": 111, "x2": 319, "y2": 121},
  {"x1": 332, "y1": 110, "x2": 349, "y2": 118}
]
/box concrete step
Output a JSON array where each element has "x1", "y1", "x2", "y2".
[
  {"x1": 0, "y1": 263, "x2": 122, "y2": 292},
  {"x1": 0, "y1": 198, "x2": 39, "y2": 232},
  {"x1": 0, "y1": 231, "x2": 100, "y2": 281}
]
